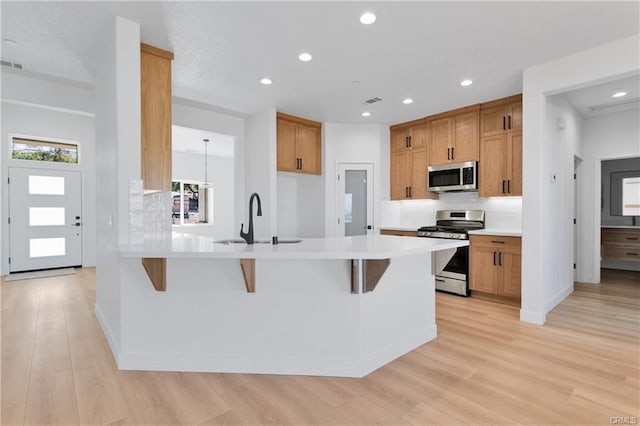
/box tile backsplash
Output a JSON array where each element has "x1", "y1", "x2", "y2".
[{"x1": 380, "y1": 192, "x2": 522, "y2": 230}]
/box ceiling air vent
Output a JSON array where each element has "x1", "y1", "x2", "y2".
[
  {"x1": 1, "y1": 60, "x2": 12, "y2": 67},
  {"x1": 13, "y1": 63, "x2": 23, "y2": 70},
  {"x1": 0, "y1": 59, "x2": 23, "y2": 69},
  {"x1": 363, "y1": 96, "x2": 383, "y2": 104},
  {"x1": 589, "y1": 98, "x2": 640, "y2": 112}
]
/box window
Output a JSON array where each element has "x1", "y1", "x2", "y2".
[
  {"x1": 171, "y1": 181, "x2": 209, "y2": 225},
  {"x1": 12, "y1": 137, "x2": 78, "y2": 163}
]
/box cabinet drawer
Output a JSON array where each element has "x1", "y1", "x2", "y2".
[
  {"x1": 470, "y1": 235, "x2": 521, "y2": 249},
  {"x1": 601, "y1": 228, "x2": 640, "y2": 246},
  {"x1": 602, "y1": 245, "x2": 640, "y2": 261}
]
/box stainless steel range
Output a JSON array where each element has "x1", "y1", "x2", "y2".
[{"x1": 417, "y1": 210, "x2": 485, "y2": 296}]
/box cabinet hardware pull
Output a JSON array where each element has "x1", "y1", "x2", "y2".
[
  {"x1": 507, "y1": 180, "x2": 511, "y2": 193},
  {"x1": 408, "y1": 136, "x2": 412, "y2": 148},
  {"x1": 405, "y1": 187, "x2": 408, "y2": 198},
  {"x1": 406, "y1": 136, "x2": 409, "y2": 148},
  {"x1": 491, "y1": 240, "x2": 505, "y2": 244},
  {"x1": 502, "y1": 180, "x2": 506, "y2": 193},
  {"x1": 626, "y1": 237, "x2": 638, "y2": 240},
  {"x1": 503, "y1": 116, "x2": 506, "y2": 130},
  {"x1": 435, "y1": 278, "x2": 446, "y2": 283},
  {"x1": 300, "y1": 158, "x2": 303, "y2": 170},
  {"x1": 409, "y1": 186, "x2": 412, "y2": 198},
  {"x1": 493, "y1": 251, "x2": 497, "y2": 265},
  {"x1": 626, "y1": 252, "x2": 638, "y2": 256},
  {"x1": 447, "y1": 148, "x2": 450, "y2": 160},
  {"x1": 499, "y1": 252, "x2": 503, "y2": 266},
  {"x1": 508, "y1": 115, "x2": 512, "y2": 129},
  {"x1": 451, "y1": 147, "x2": 454, "y2": 160}
]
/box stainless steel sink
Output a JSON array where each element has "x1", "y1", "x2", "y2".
[{"x1": 214, "y1": 239, "x2": 301, "y2": 245}]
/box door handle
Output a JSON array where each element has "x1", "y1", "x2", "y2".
[
  {"x1": 73, "y1": 223, "x2": 81, "y2": 227},
  {"x1": 364, "y1": 225, "x2": 373, "y2": 230}
]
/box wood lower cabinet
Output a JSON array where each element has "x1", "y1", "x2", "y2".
[
  {"x1": 390, "y1": 122, "x2": 437, "y2": 200},
  {"x1": 429, "y1": 109, "x2": 479, "y2": 166},
  {"x1": 277, "y1": 112, "x2": 322, "y2": 175},
  {"x1": 380, "y1": 229, "x2": 417, "y2": 237},
  {"x1": 601, "y1": 228, "x2": 640, "y2": 261},
  {"x1": 470, "y1": 235, "x2": 521, "y2": 300},
  {"x1": 479, "y1": 131, "x2": 522, "y2": 197}
]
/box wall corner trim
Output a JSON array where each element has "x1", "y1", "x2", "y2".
[{"x1": 520, "y1": 309, "x2": 546, "y2": 325}]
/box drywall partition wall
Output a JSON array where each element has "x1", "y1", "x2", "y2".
[
  {"x1": 0, "y1": 102, "x2": 97, "y2": 274},
  {"x1": 1, "y1": 70, "x2": 94, "y2": 114},
  {"x1": 579, "y1": 109, "x2": 640, "y2": 280},
  {"x1": 94, "y1": 16, "x2": 141, "y2": 356},
  {"x1": 173, "y1": 101, "x2": 246, "y2": 234},
  {"x1": 521, "y1": 34, "x2": 640, "y2": 325},
  {"x1": 172, "y1": 151, "x2": 235, "y2": 238},
  {"x1": 244, "y1": 108, "x2": 277, "y2": 239},
  {"x1": 277, "y1": 173, "x2": 299, "y2": 238},
  {"x1": 324, "y1": 123, "x2": 386, "y2": 237}
]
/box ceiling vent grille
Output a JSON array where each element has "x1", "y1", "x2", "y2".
[
  {"x1": 363, "y1": 97, "x2": 383, "y2": 104},
  {"x1": 1, "y1": 59, "x2": 23, "y2": 69},
  {"x1": 589, "y1": 98, "x2": 640, "y2": 112}
]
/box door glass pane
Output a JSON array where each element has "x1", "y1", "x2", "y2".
[
  {"x1": 28, "y1": 175, "x2": 65, "y2": 195},
  {"x1": 29, "y1": 237, "x2": 66, "y2": 258},
  {"x1": 345, "y1": 170, "x2": 367, "y2": 236},
  {"x1": 29, "y1": 207, "x2": 65, "y2": 226}
]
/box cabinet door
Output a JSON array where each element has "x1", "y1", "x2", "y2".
[
  {"x1": 391, "y1": 128, "x2": 410, "y2": 152},
  {"x1": 499, "y1": 250, "x2": 521, "y2": 298},
  {"x1": 409, "y1": 124, "x2": 427, "y2": 149},
  {"x1": 297, "y1": 125, "x2": 321, "y2": 174},
  {"x1": 506, "y1": 101, "x2": 522, "y2": 132},
  {"x1": 410, "y1": 148, "x2": 436, "y2": 199},
  {"x1": 480, "y1": 105, "x2": 507, "y2": 137},
  {"x1": 429, "y1": 118, "x2": 452, "y2": 165},
  {"x1": 469, "y1": 245, "x2": 500, "y2": 293},
  {"x1": 479, "y1": 134, "x2": 508, "y2": 198},
  {"x1": 277, "y1": 119, "x2": 299, "y2": 172},
  {"x1": 507, "y1": 131, "x2": 522, "y2": 196},
  {"x1": 391, "y1": 151, "x2": 411, "y2": 200},
  {"x1": 452, "y1": 111, "x2": 479, "y2": 162}
]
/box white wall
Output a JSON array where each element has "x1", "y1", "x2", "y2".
[
  {"x1": 324, "y1": 123, "x2": 387, "y2": 237},
  {"x1": 579, "y1": 109, "x2": 640, "y2": 280},
  {"x1": 172, "y1": 101, "x2": 245, "y2": 234},
  {"x1": 0, "y1": 102, "x2": 97, "y2": 274},
  {"x1": 244, "y1": 108, "x2": 277, "y2": 239},
  {"x1": 521, "y1": 34, "x2": 640, "y2": 324},
  {"x1": 172, "y1": 151, "x2": 235, "y2": 238},
  {"x1": 94, "y1": 16, "x2": 141, "y2": 354}
]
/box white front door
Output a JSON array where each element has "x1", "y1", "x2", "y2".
[{"x1": 9, "y1": 167, "x2": 82, "y2": 272}]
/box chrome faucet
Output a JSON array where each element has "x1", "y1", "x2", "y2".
[{"x1": 240, "y1": 192, "x2": 263, "y2": 244}]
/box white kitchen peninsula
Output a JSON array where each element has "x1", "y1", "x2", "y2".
[{"x1": 97, "y1": 234, "x2": 466, "y2": 378}]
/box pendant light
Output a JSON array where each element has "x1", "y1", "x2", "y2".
[{"x1": 201, "y1": 138, "x2": 212, "y2": 188}]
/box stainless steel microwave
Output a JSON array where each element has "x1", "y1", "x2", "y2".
[{"x1": 428, "y1": 161, "x2": 477, "y2": 192}]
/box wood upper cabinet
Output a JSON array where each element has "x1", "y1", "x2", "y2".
[
  {"x1": 469, "y1": 235, "x2": 521, "y2": 300},
  {"x1": 141, "y1": 43, "x2": 174, "y2": 191},
  {"x1": 389, "y1": 122, "x2": 437, "y2": 200},
  {"x1": 480, "y1": 95, "x2": 522, "y2": 137},
  {"x1": 276, "y1": 112, "x2": 322, "y2": 175},
  {"x1": 479, "y1": 131, "x2": 522, "y2": 197},
  {"x1": 428, "y1": 108, "x2": 479, "y2": 165}
]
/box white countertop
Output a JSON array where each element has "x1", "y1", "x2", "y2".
[
  {"x1": 468, "y1": 229, "x2": 522, "y2": 237},
  {"x1": 120, "y1": 234, "x2": 468, "y2": 260},
  {"x1": 379, "y1": 226, "x2": 419, "y2": 232},
  {"x1": 601, "y1": 225, "x2": 640, "y2": 229}
]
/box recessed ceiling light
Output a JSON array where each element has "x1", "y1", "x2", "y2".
[
  {"x1": 612, "y1": 90, "x2": 627, "y2": 98},
  {"x1": 362, "y1": 112, "x2": 371, "y2": 117},
  {"x1": 298, "y1": 52, "x2": 312, "y2": 62},
  {"x1": 3, "y1": 38, "x2": 17, "y2": 45},
  {"x1": 403, "y1": 98, "x2": 414, "y2": 105},
  {"x1": 260, "y1": 77, "x2": 273, "y2": 85},
  {"x1": 460, "y1": 79, "x2": 473, "y2": 87},
  {"x1": 360, "y1": 12, "x2": 376, "y2": 25}
]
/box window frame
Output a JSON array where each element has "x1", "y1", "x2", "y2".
[
  {"x1": 9, "y1": 134, "x2": 81, "y2": 167},
  {"x1": 171, "y1": 180, "x2": 210, "y2": 225}
]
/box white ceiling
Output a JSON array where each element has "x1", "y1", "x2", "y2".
[
  {"x1": 2, "y1": 1, "x2": 639, "y2": 124},
  {"x1": 172, "y1": 125, "x2": 235, "y2": 157},
  {"x1": 563, "y1": 75, "x2": 640, "y2": 117}
]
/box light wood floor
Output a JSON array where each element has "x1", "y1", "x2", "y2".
[{"x1": 2, "y1": 267, "x2": 639, "y2": 425}]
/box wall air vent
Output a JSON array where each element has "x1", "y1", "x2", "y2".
[
  {"x1": 589, "y1": 98, "x2": 640, "y2": 112},
  {"x1": 363, "y1": 97, "x2": 383, "y2": 104},
  {"x1": 0, "y1": 59, "x2": 23, "y2": 69}
]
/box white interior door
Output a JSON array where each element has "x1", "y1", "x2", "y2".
[
  {"x1": 336, "y1": 163, "x2": 374, "y2": 237},
  {"x1": 9, "y1": 167, "x2": 82, "y2": 272}
]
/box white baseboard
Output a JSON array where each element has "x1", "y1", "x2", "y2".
[
  {"x1": 94, "y1": 304, "x2": 120, "y2": 364},
  {"x1": 520, "y1": 309, "x2": 546, "y2": 325},
  {"x1": 545, "y1": 283, "x2": 574, "y2": 314},
  {"x1": 520, "y1": 282, "x2": 574, "y2": 325},
  {"x1": 116, "y1": 325, "x2": 437, "y2": 378}
]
